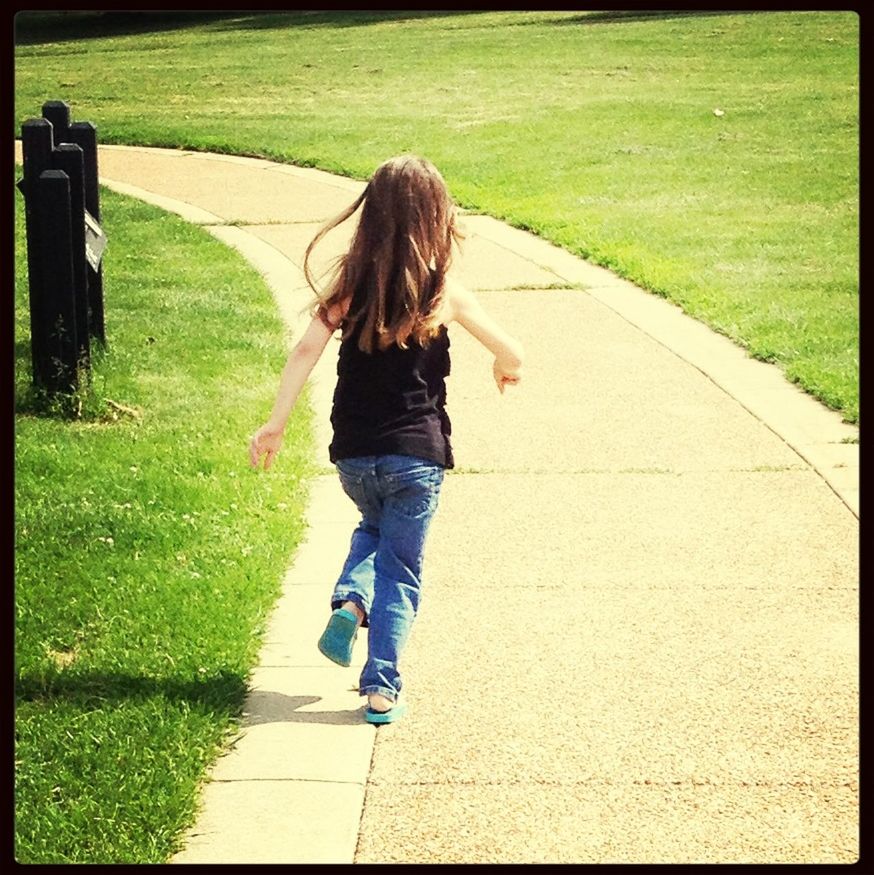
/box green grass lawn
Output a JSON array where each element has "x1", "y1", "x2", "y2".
[
  {"x1": 14, "y1": 10, "x2": 859, "y2": 422},
  {"x1": 14, "y1": 169, "x2": 315, "y2": 862}
]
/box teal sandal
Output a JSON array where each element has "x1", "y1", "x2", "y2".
[
  {"x1": 364, "y1": 701, "x2": 408, "y2": 724},
  {"x1": 317, "y1": 608, "x2": 359, "y2": 667}
]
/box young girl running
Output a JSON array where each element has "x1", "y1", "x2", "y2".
[{"x1": 249, "y1": 155, "x2": 523, "y2": 724}]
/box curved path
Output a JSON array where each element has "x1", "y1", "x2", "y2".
[{"x1": 19, "y1": 144, "x2": 858, "y2": 863}]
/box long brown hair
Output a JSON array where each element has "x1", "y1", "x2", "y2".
[{"x1": 304, "y1": 155, "x2": 463, "y2": 353}]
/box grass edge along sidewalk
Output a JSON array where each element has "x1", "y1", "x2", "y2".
[{"x1": 14, "y1": 174, "x2": 316, "y2": 863}]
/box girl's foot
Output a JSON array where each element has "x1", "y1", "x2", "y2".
[
  {"x1": 341, "y1": 601, "x2": 365, "y2": 626},
  {"x1": 317, "y1": 606, "x2": 361, "y2": 667},
  {"x1": 367, "y1": 692, "x2": 394, "y2": 713}
]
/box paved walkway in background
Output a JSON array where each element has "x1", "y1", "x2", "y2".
[{"x1": 17, "y1": 143, "x2": 858, "y2": 863}]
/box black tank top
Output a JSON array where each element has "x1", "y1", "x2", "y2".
[{"x1": 329, "y1": 323, "x2": 454, "y2": 469}]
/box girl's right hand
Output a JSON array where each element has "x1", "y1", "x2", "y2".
[
  {"x1": 493, "y1": 359, "x2": 521, "y2": 394},
  {"x1": 249, "y1": 423, "x2": 284, "y2": 471},
  {"x1": 445, "y1": 278, "x2": 524, "y2": 394}
]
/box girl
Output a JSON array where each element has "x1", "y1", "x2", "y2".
[{"x1": 249, "y1": 155, "x2": 523, "y2": 724}]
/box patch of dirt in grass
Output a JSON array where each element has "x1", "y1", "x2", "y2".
[{"x1": 46, "y1": 647, "x2": 80, "y2": 670}]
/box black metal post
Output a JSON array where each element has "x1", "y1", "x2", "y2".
[
  {"x1": 69, "y1": 121, "x2": 105, "y2": 344},
  {"x1": 34, "y1": 170, "x2": 78, "y2": 394},
  {"x1": 41, "y1": 99, "x2": 71, "y2": 144},
  {"x1": 20, "y1": 119, "x2": 55, "y2": 388},
  {"x1": 19, "y1": 100, "x2": 107, "y2": 399},
  {"x1": 21, "y1": 117, "x2": 54, "y2": 185},
  {"x1": 52, "y1": 144, "x2": 90, "y2": 366}
]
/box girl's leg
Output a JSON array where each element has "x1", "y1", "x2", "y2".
[
  {"x1": 318, "y1": 458, "x2": 381, "y2": 668},
  {"x1": 331, "y1": 519, "x2": 378, "y2": 623},
  {"x1": 359, "y1": 456, "x2": 444, "y2": 704},
  {"x1": 330, "y1": 457, "x2": 382, "y2": 622}
]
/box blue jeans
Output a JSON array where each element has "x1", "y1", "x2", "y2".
[{"x1": 331, "y1": 454, "x2": 445, "y2": 703}]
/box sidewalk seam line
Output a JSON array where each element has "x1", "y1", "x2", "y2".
[
  {"x1": 353, "y1": 721, "x2": 382, "y2": 863},
  {"x1": 208, "y1": 778, "x2": 366, "y2": 786}
]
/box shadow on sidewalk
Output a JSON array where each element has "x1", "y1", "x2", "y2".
[{"x1": 243, "y1": 690, "x2": 365, "y2": 727}]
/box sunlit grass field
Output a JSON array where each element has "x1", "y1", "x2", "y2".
[{"x1": 15, "y1": 10, "x2": 859, "y2": 421}]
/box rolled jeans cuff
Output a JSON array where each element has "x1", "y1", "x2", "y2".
[{"x1": 362, "y1": 684, "x2": 397, "y2": 704}]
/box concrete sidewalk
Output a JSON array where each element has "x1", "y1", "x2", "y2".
[{"x1": 21, "y1": 144, "x2": 858, "y2": 863}]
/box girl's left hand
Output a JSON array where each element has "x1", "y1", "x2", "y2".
[{"x1": 249, "y1": 424, "x2": 284, "y2": 471}]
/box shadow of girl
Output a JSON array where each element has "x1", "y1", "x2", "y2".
[{"x1": 242, "y1": 689, "x2": 365, "y2": 726}]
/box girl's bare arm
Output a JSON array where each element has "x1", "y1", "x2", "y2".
[
  {"x1": 249, "y1": 300, "x2": 346, "y2": 470},
  {"x1": 445, "y1": 277, "x2": 524, "y2": 392}
]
